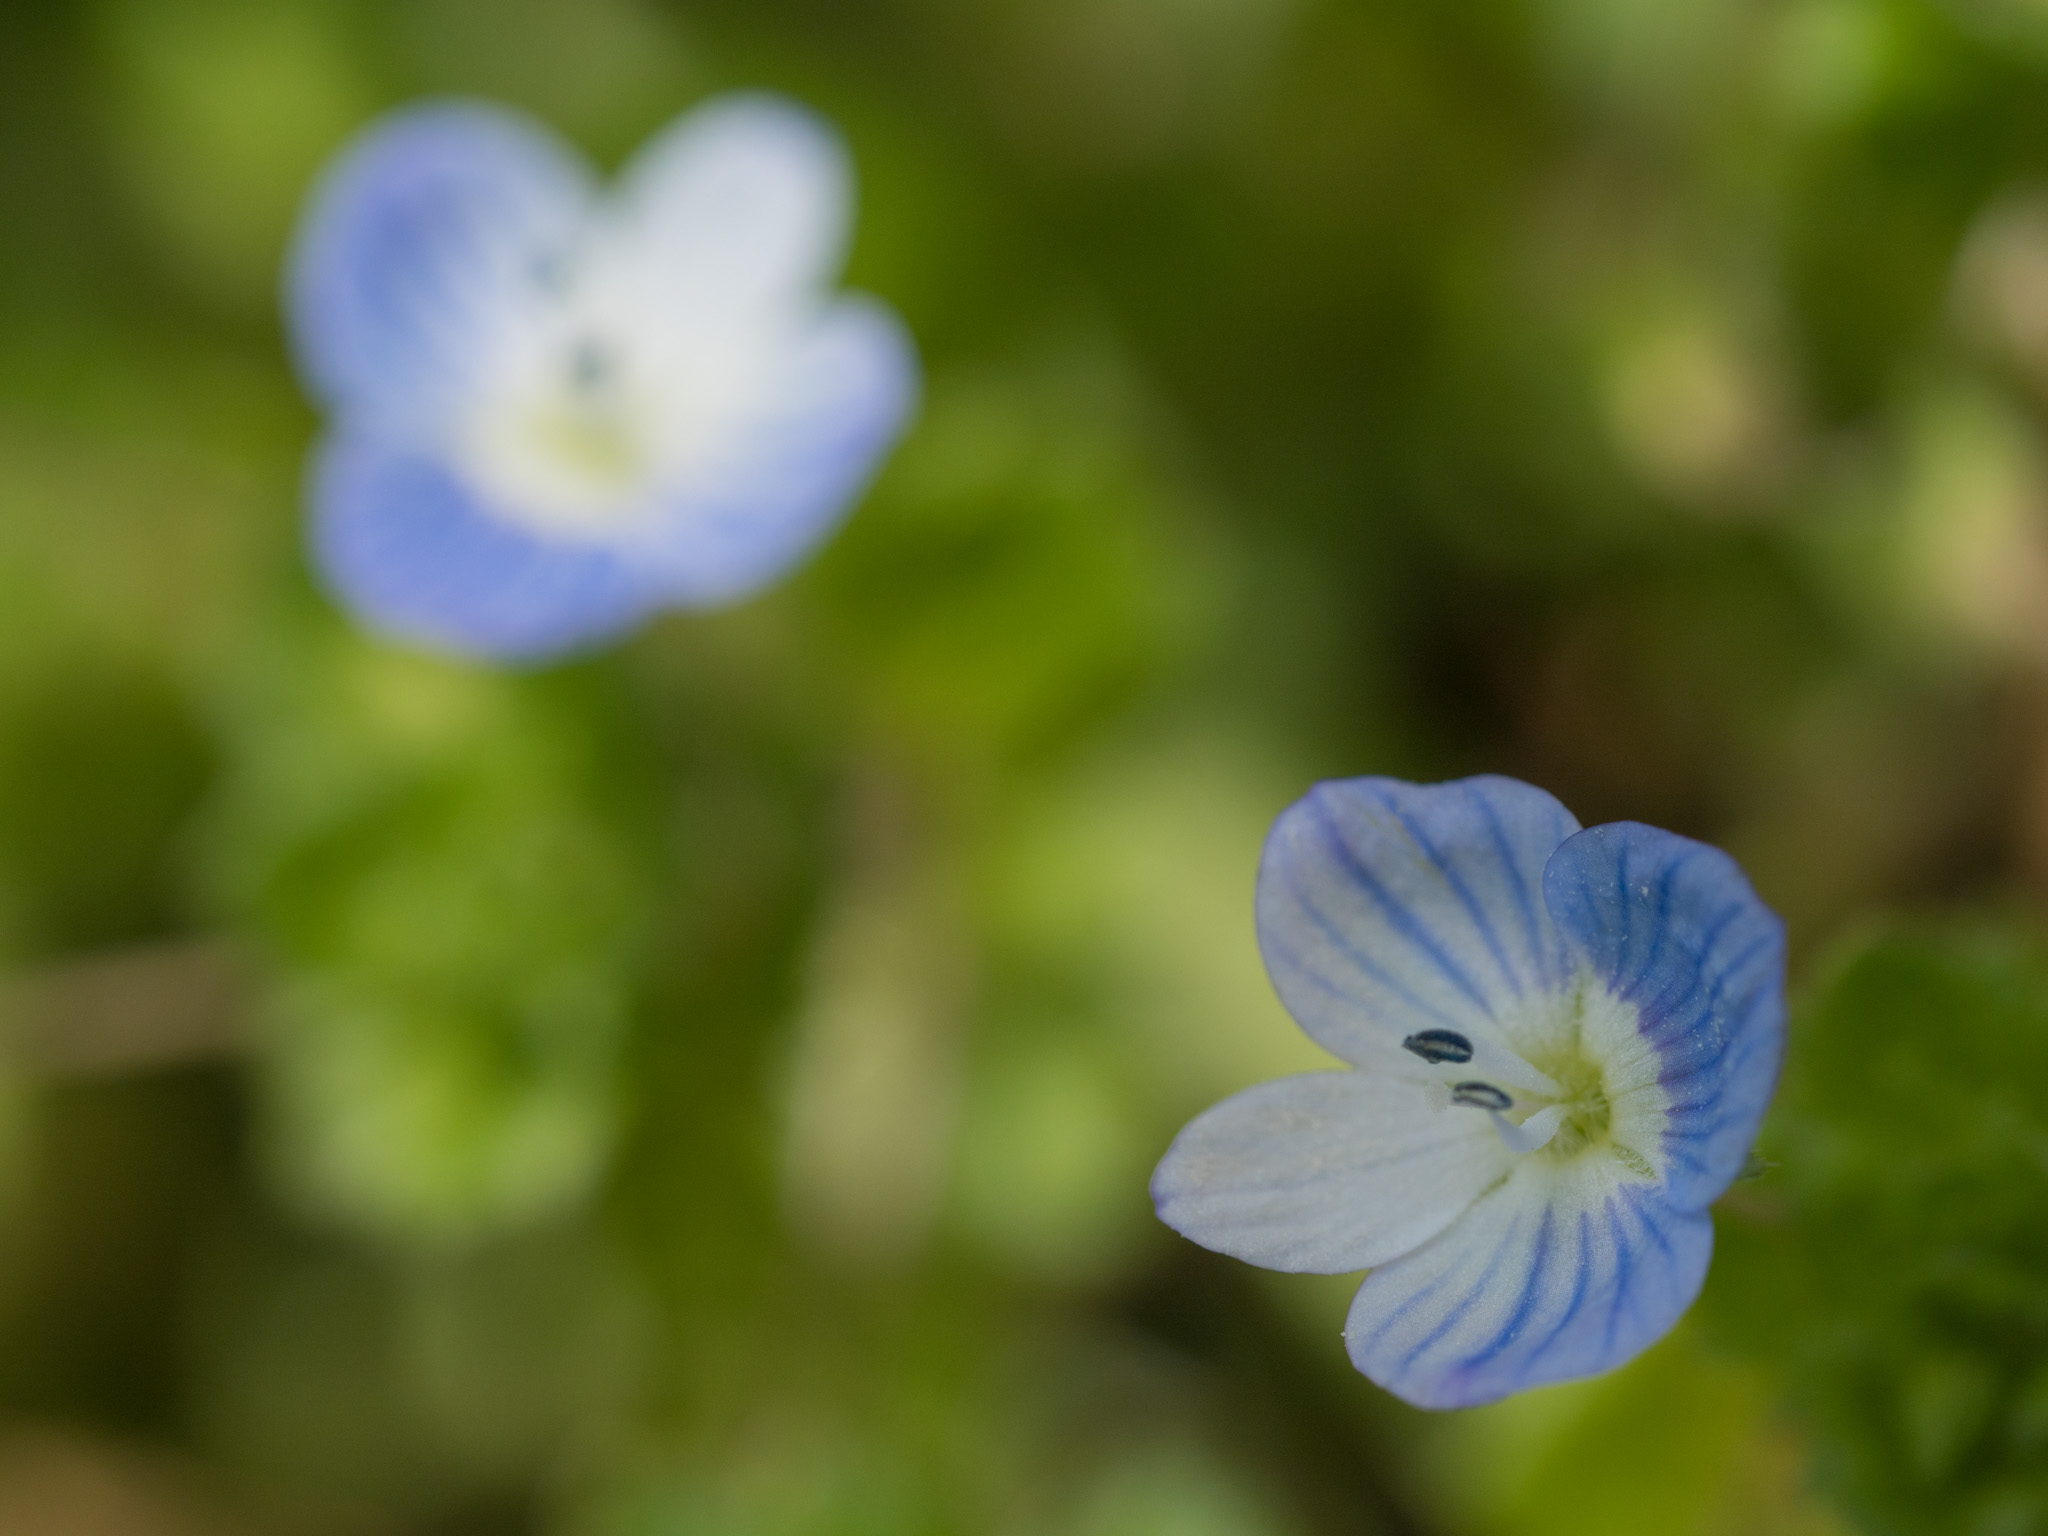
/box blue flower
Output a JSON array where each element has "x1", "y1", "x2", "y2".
[
  {"x1": 286, "y1": 93, "x2": 918, "y2": 661},
  {"x1": 1151, "y1": 776, "x2": 1785, "y2": 1409}
]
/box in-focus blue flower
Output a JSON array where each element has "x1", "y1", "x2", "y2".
[
  {"x1": 1152, "y1": 776, "x2": 1785, "y2": 1409},
  {"x1": 286, "y1": 93, "x2": 918, "y2": 660}
]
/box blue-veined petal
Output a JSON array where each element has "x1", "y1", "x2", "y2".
[
  {"x1": 1256, "y1": 777, "x2": 1581, "y2": 1074},
  {"x1": 613, "y1": 92, "x2": 852, "y2": 320},
  {"x1": 310, "y1": 432, "x2": 656, "y2": 662},
  {"x1": 1152, "y1": 1072, "x2": 1513, "y2": 1274},
  {"x1": 288, "y1": 102, "x2": 591, "y2": 427},
  {"x1": 1542, "y1": 823, "x2": 1786, "y2": 1211},
  {"x1": 624, "y1": 296, "x2": 919, "y2": 605},
  {"x1": 1342, "y1": 1159, "x2": 1713, "y2": 1409}
]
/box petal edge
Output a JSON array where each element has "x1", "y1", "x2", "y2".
[{"x1": 311, "y1": 432, "x2": 655, "y2": 662}]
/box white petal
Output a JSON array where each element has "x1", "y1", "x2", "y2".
[
  {"x1": 1151, "y1": 1072, "x2": 1513, "y2": 1275},
  {"x1": 613, "y1": 92, "x2": 852, "y2": 320},
  {"x1": 623, "y1": 297, "x2": 917, "y2": 604},
  {"x1": 1342, "y1": 1154, "x2": 1713, "y2": 1409}
]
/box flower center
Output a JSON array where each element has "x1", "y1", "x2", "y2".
[
  {"x1": 460, "y1": 330, "x2": 668, "y2": 535},
  {"x1": 1402, "y1": 977, "x2": 1657, "y2": 1177},
  {"x1": 1518, "y1": 1041, "x2": 1616, "y2": 1162},
  {"x1": 521, "y1": 340, "x2": 646, "y2": 487}
]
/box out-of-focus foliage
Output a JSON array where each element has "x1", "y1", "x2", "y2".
[
  {"x1": 1711, "y1": 922, "x2": 2048, "y2": 1536},
  {"x1": 1421, "y1": 1325, "x2": 1851, "y2": 1536},
  {"x1": 4, "y1": 0, "x2": 2048, "y2": 1530},
  {"x1": 204, "y1": 620, "x2": 662, "y2": 1238}
]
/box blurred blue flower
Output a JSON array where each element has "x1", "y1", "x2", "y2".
[
  {"x1": 286, "y1": 93, "x2": 918, "y2": 660},
  {"x1": 1152, "y1": 776, "x2": 1785, "y2": 1409}
]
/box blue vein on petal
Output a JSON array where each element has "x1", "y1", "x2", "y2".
[
  {"x1": 1442, "y1": 1205, "x2": 1557, "y2": 1376},
  {"x1": 1681, "y1": 927, "x2": 1776, "y2": 1026},
  {"x1": 1383, "y1": 1204, "x2": 1529, "y2": 1371},
  {"x1": 1635, "y1": 892, "x2": 1779, "y2": 1199},
  {"x1": 1635, "y1": 895, "x2": 1742, "y2": 1035},
  {"x1": 1600, "y1": 1193, "x2": 1636, "y2": 1361},
  {"x1": 1512, "y1": 1209, "x2": 1595, "y2": 1375},
  {"x1": 1371, "y1": 785, "x2": 1524, "y2": 1003},
  {"x1": 1308, "y1": 791, "x2": 1493, "y2": 1018},
  {"x1": 1628, "y1": 853, "x2": 1686, "y2": 1000},
  {"x1": 1353, "y1": 1211, "x2": 1495, "y2": 1355},
  {"x1": 1605, "y1": 1190, "x2": 1671, "y2": 1353},
  {"x1": 1612, "y1": 838, "x2": 1632, "y2": 965},
  {"x1": 1623, "y1": 1182, "x2": 1677, "y2": 1266},
  {"x1": 1660, "y1": 1023, "x2": 1775, "y2": 1203},
  {"x1": 1642, "y1": 899, "x2": 1747, "y2": 1029},
  {"x1": 1476, "y1": 788, "x2": 1556, "y2": 992},
  {"x1": 1352, "y1": 1278, "x2": 1436, "y2": 1356},
  {"x1": 1265, "y1": 896, "x2": 1474, "y2": 1037},
  {"x1": 1647, "y1": 926, "x2": 1770, "y2": 1077}
]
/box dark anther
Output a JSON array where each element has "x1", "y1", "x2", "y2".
[
  {"x1": 568, "y1": 338, "x2": 613, "y2": 391},
  {"x1": 1449, "y1": 1081, "x2": 1513, "y2": 1112},
  {"x1": 1402, "y1": 1029, "x2": 1474, "y2": 1065}
]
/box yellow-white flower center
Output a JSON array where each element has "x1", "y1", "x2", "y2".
[
  {"x1": 457, "y1": 332, "x2": 666, "y2": 535},
  {"x1": 447, "y1": 239, "x2": 786, "y2": 541},
  {"x1": 1407, "y1": 971, "x2": 1664, "y2": 1178}
]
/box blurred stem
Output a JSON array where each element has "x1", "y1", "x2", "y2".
[
  {"x1": 2, "y1": 937, "x2": 247, "y2": 1077},
  {"x1": 782, "y1": 754, "x2": 974, "y2": 1267}
]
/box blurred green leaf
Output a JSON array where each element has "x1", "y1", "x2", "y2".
[
  {"x1": 206, "y1": 620, "x2": 659, "y2": 1241},
  {"x1": 1710, "y1": 920, "x2": 2048, "y2": 1533},
  {"x1": 94, "y1": 0, "x2": 375, "y2": 309},
  {"x1": 810, "y1": 349, "x2": 1224, "y2": 764}
]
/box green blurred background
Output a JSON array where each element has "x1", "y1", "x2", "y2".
[{"x1": 8, "y1": 0, "x2": 2048, "y2": 1531}]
